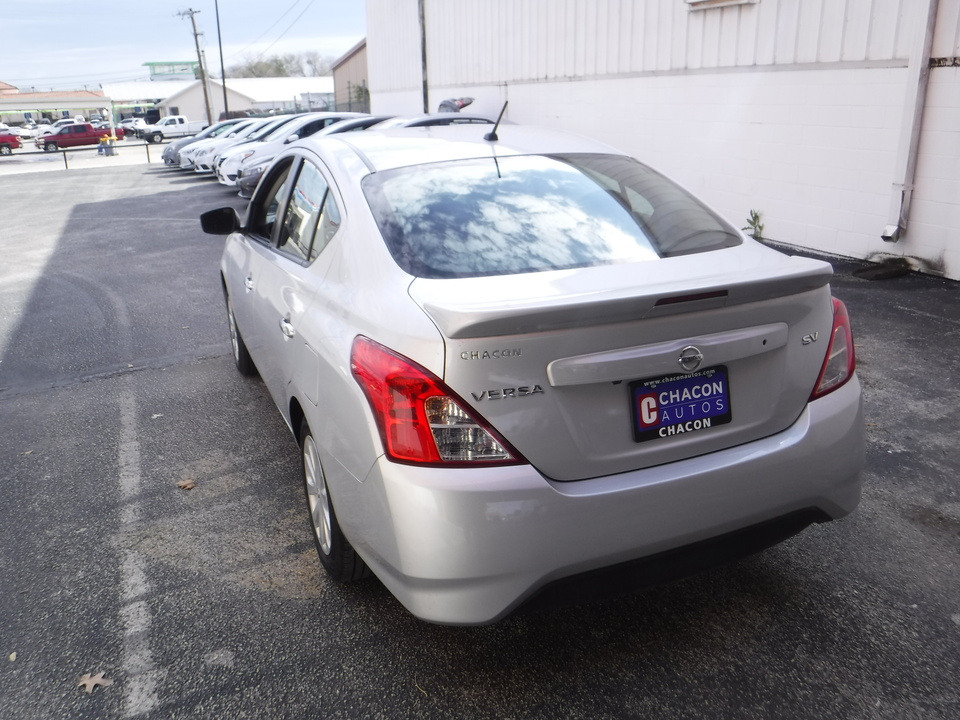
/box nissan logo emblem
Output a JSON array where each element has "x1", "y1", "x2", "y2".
[{"x1": 678, "y1": 346, "x2": 704, "y2": 372}]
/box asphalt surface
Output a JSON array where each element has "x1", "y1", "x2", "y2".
[{"x1": 0, "y1": 160, "x2": 958, "y2": 719}]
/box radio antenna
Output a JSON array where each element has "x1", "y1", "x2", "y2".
[{"x1": 484, "y1": 101, "x2": 509, "y2": 142}]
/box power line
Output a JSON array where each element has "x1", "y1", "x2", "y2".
[
  {"x1": 253, "y1": 0, "x2": 317, "y2": 60},
  {"x1": 227, "y1": 0, "x2": 309, "y2": 61}
]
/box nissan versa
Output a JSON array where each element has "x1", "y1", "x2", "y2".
[{"x1": 200, "y1": 124, "x2": 864, "y2": 625}]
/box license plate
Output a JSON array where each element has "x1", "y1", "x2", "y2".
[{"x1": 630, "y1": 366, "x2": 732, "y2": 443}]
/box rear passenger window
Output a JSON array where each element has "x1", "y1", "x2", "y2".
[
  {"x1": 278, "y1": 163, "x2": 328, "y2": 261},
  {"x1": 311, "y1": 191, "x2": 341, "y2": 260}
]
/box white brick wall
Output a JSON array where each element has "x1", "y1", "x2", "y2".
[
  {"x1": 908, "y1": 67, "x2": 960, "y2": 278},
  {"x1": 475, "y1": 68, "x2": 907, "y2": 268}
]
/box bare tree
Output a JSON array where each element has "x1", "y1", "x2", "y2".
[
  {"x1": 303, "y1": 51, "x2": 334, "y2": 76},
  {"x1": 226, "y1": 52, "x2": 336, "y2": 78}
]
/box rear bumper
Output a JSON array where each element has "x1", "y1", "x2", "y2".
[{"x1": 341, "y1": 376, "x2": 864, "y2": 625}]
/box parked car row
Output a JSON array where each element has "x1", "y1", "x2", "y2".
[
  {"x1": 0, "y1": 117, "x2": 136, "y2": 155},
  {"x1": 190, "y1": 112, "x2": 865, "y2": 625},
  {"x1": 164, "y1": 111, "x2": 501, "y2": 198}
]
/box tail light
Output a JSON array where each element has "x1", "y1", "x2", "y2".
[
  {"x1": 351, "y1": 336, "x2": 524, "y2": 467},
  {"x1": 810, "y1": 298, "x2": 856, "y2": 400}
]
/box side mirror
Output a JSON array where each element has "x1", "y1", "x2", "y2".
[
  {"x1": 284, "y1": 134, "x2": 298, "y2": 144},
  {"x1": 200, "y1": 207, "x2": 242, "y2": 235}
]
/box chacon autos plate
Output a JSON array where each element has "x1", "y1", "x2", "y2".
[{"x1": 629, "y1": 366, "x2": 732, "y2": 443}]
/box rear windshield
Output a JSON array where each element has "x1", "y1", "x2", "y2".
[{"x1": 361, "y1": 153, "x2": 741, "y2": 279}]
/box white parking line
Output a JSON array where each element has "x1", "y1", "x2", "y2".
[{"x1": 118, "y1": 383, "x2": 165, "y2": 717}]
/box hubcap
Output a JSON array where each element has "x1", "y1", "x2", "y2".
[{"x1": 303, "y1": 434, "x2": 332, "y2": 555}]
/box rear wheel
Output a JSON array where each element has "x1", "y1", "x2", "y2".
[
  {"x1": 301, "y1": 419, "x2": 369, "y2": 582},
  {"x1": 225, "y1": 293, "x2": 256, "y2": 376}
]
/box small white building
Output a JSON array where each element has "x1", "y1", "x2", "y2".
[
  {"x1": 100, "y1": 80, "x2": 197, "y2": 120},
  {"x1": 366, "y1": 0, "x2": 960, "y2": 280},
  {"x1": 157, "y1": 77, "x2": 336, "y2": 124}
]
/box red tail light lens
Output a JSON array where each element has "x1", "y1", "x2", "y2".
[
  {"x1": 811, "y1": 298, "x2": 856, "y2": 400},
  {"x1": 351, "y1": 336, "x2": 523, "y2": 467}
]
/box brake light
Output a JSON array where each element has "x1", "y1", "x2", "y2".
[
  {"x1": 810, "y1": 298, "x2": 856, "y2": 400},
  {"x1": 351, "y1": 336, "x2": 523, "y2": 467}
]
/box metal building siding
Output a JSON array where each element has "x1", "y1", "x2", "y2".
[
  {"x1": 418, "y1": 0, "x2": 914, "y2": 87},
  {"x1": 933, "y1": 0, "x2": 960, "y2": 56},
  {"x1": 366, "y1": 0, "x2": 424, "y2": 93}
]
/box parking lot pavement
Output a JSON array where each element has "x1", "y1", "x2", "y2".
[
  {"x1": 0, "y1": 164, "x2": 958, "y2": 719},
  {"x1": 0, "y1": 141, "x2": 159, "y2": 176}
]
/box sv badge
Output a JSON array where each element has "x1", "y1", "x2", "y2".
[{"x1": 802, "y1": 332, "x2": 819, "y2": 345}]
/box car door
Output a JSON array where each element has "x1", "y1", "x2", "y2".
[
  {"x1": 244, "y1": 155, "x2": 343, "y2": 415},
  {"x1": 221, "y1": 156, "x2": 296, "y2": 374}
]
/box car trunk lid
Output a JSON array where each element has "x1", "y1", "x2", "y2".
[{"x1": 409, "y1": 245, "x2": 836, "y2": 481}]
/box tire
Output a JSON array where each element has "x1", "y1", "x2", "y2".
[
  {"x1": 44, "y1": 142, "x2": 57, "y2": 152},
  {"x1": 149, "y1": 132, "x2": 162, "y2": 144},
  {"x1": 225, "y1": 293, "x2": 256, "y2": 376},
  {"x1": 301, "y1": 419, "x2": 370, "y2": 582},
  {"x1": 0, "y1": 145, "x2": 11, "y2": 156}
]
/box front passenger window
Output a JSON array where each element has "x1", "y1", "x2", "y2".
[{"x1": 250, "y1": 160, "x2": 294, "y2": 241}]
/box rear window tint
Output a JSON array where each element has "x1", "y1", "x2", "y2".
[{"x1": 362, "y1": 153, "x2": 740, "y2": 279}]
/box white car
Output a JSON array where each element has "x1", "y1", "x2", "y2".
[
  {"x1": 15, "y1": 124, "x2": 38, "y2": 139},
  {"x1": 201, "y1": 125, "x2": 864, "y2": 625},
  {"x1": 37, "y1": 118, "x2": 78, "y2": 138},
  {"x1": 118, "y1": 117, "x2": 148, "y2": 136},
  {"x1": 162, "y1": 118, "x2": 247, "y2": 166},
  {"x1": 235, "y1": 115, "x2": 393, "y2": 198},
  {"x1": 179, "y1": 119, "x2": 262, "y2": 171},
  {"x1": 194, "y1": 116, "x2": 294, "y2": 174},
  {"x1": 215, "y1": 112, "x2": 367, "y2": 187}
]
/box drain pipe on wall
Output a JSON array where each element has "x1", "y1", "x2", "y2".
[
  {"x1": 882, "y1": 0, "x2": 940, "y2": 243},
  {"x1": 419, "y1": 0, "x2": 429, "y2": 114}
]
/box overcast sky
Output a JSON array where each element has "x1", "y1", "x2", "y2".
[{"x1": 3, "y1": 0, "x2": 366, "y2": 92}]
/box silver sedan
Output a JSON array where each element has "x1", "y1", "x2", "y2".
[{"x1": 201, "y1": 125, "x2": 864, "y2": 625}]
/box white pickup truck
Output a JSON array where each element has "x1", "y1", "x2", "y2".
[{"x1": 140, "y1": 116, "x2": 208, "y2": 143}]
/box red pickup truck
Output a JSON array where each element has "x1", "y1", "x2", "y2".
[
  {"x1": 36, "y1": 123, "x2": 125, "y2": 151},
  {"x1": 0, "y1": 131, "x2": 22, "y2": 155}
]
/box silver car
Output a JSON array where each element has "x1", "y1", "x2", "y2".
[{"x1": 201, "y1": 125, "x2": 864, "y2": 625}]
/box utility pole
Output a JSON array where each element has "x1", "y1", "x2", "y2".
[
  {"x1": 214, "y1": 0, "x2": 229, "y2": 117},
  {"x1": 179, "y1": 9, "x2": 214, "y2": 125}
]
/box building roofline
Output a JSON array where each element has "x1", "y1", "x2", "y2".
[{"x1": 331, "y1": 38, "x2": 367, "y2": 71}]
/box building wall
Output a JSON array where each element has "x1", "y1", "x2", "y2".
[
  {"x1": 367, "y1": 0, "x2": 427, "y2": 112},
  {"x1": 366, "y1": 0, "x2": 960, "y2": 279},
  {"x1": 160, "y1": 86, "x2": 256, "y2": 122},
  {"x1": 422, "y1": 0, "x2": 912, "y2": 81},
  {"x1": 333, "y1": 44, "x2": 370, "y2": 112},
  {"x1": 910, "y1": 65, "x2": 960, "y2": 276}
]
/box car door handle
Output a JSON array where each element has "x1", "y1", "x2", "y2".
[
  {"x1": 244, "y1": 276, "x2": 255, "y2": 292},
  {"x1": 279, "y1": 317, "x2": 296, "y2": 339}
]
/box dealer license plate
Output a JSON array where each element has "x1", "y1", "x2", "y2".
[{"x1": 630, "y1": 366, "x2": 732, "y2": 443}]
